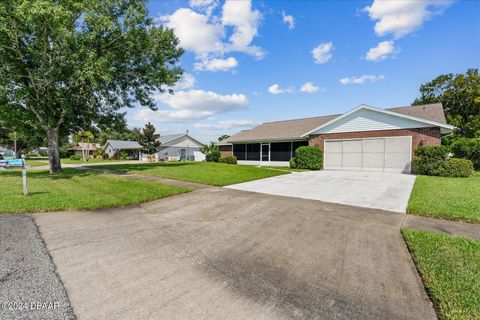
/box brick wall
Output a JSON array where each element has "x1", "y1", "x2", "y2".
[
  {"x1": 308, "y1": 127, "x2": 441, "y2": 154},
  {"x1": 219, "y1": 145, "x2": 233, "y2": 157}
]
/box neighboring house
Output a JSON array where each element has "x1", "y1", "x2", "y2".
[
  {"x1": 220, "y1": 103, "x2": 454, "y2": 173},
  {"x1": 0, "y1": 146, "x2": 14, "y2": 157},
  {"x1": 156, "y1": 133, "x2": 205, "y2": 162},
  {"x1": 67, "y1": 143, "x2": 101, "y2": 156},
  {"x1": 31, "y1": 147, "x2": 49, "y2": 156},
  {"x1": 104, "y1": 140, "x2": 142, "y2": 159}
]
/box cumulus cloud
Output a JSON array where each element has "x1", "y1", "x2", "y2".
[
  {"x1": 340, "y1": 75, "x2": 385, "y2": 85},
  {"x1": 364, "y1": 40, "x2": 399, "y2": 61},
  {"x1": 160, "y1": 0, "x2": 264, "y2": 71},
  {"x1": 131, "y1": 90, "x2": 248, "y2": 122},
  {"x1": 194, "y1": 119, "x2": 257, "y2": 130},
  {"x1": 312, "y1": 42, "x2": 333, "y2": 64},
  {"x1": 267, "y1": 84, "x2": 284, "y2": 95},
  {"x1": 194, "y1": 57, "x2": 238, "y2": 72},
  {"x1": 282, "y1": 11, "x2": 295, "y2": 29},
  {"x1": 171, "y1": 73, "x2": 196, "y2": 90},
  {"x1": 300, "y1": 82, "x2": 322, "y2": 93},
  {"x1": 364, "y1": 0, "x2": 453, "y2": 38}
]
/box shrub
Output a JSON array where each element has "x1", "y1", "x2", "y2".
[
  {"x1": 206, "y1": 149, "x2": 220, "y2": 162},
  {"x1": 450, "y1": 137, "x2": 480, "y2": 170},
  {"x1": 437, "y1": 158, "x2": 474, "y2": 178},
  {"x1": 413, "y1": 145, "x2": 449, "y2": 176},
  {"x1": 102, "y1": 153, "x2": 109, "y2": 160},
  {"x1": 69, "y1": 154, "x2": 81, "y2": 160},
  {"x1": 293, "y1": 146, "x2": 322, "y2": 170},
  {"x1": 289, "y1": 157, "x2": 296, "y2": 169},
  {"x1": 39, "y1": 150, "x2": 48, "y2": 157},
  {"x1": 219, "y1": 156, "x2": 237, "y2": 164}
]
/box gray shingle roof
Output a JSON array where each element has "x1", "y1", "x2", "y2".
[
  {"x1": 158, "y1": 134, "x2": 186, "y2": 144},
  {"x1": 226, "y1": 103, "x2": 447, "y2": 143},
  {"x1": 105, "y1": 140, "x2": 142, "y2": 150}
]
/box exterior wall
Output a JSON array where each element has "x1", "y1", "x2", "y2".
[
  {"x1": 309, "y1": 127, "x2": 441, "y2": 155},
  {"x1": 158, "y1": 146, "x2": 201, "y2": 161},
  {"x1": 219, "y1": 145, "x2": 233, "y2": 157},
  {"x1": 238, "y1": 160, "x2": 289, "y2": 167}
]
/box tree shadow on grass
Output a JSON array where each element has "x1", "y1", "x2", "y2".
[
  {"x1": 0, "y1": 168, "x2": 99, "y2": 180},
  {"x1": 95, "y1": 161, "x2": 198, "y2": 172}
]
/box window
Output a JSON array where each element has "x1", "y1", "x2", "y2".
[
  {"x1": 233, "y1": 144, "x2": 246, "y2": 160},
  {"x1": 246, "y1": 143, "x2": 260, "y2": 160},
  {"x1": 270, "y1": 142, "x2": 291, "y2": 161},
  {"x1": 293, "y1": 141, "x2": 309, "y2": 156}
]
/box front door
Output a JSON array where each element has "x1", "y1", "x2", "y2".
[{"x1": 261, "y1": 144, "x2": 269, "y2": 162}]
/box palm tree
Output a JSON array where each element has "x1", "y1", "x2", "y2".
[{"x1": 74, "y1": 130, "x2": 94, "y2": 161}]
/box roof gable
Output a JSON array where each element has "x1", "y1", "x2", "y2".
[
  {"x1": 105, "y1": 140, "x2": 142, "y2": 150},
  {"x1": 303, "y1": 105, "x2": 454, "y2": 136}
]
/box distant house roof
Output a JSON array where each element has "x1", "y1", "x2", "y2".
[
  {"x1": 105, "y1": 140, "x2": 142, "y2": 150},
  {"x1": 226, "y1": 103, "x2": 450, "y2": 143},
  {"x1": 158, "y1": 133, "x2": 204, "y2": 147}
]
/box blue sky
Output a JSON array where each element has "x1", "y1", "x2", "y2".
[{"x1": 126, "y1": 0, "x2": 480, "y2": 143}]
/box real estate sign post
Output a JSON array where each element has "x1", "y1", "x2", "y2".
[{"x1": 0, "y1": 157, "x2": 28, "y2": 196}]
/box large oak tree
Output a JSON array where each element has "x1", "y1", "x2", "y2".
[{"x1": 0, "y1": 0, "x2": 183, "y2": 173}]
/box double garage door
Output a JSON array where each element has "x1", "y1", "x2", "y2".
[{"x1": 324, "y1": 136, "x2": 412, "y2": 173}]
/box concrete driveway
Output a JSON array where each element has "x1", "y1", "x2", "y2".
[
  {"x1": 226, "y1": 170, "x2": 417, "y2": 213},
  {"x1": 32, "y1": 188, "x2": 435, "y2": 320}
]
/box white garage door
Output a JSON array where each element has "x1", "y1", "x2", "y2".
[{"x1": 324, "y1": 137, "x2": 411, "y2": 173}]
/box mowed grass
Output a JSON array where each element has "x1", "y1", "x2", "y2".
[
  {"x1": 407, "y1": 173, "x2": 480, "y2": 223},
  {"x1": 402, "y1": 229, "x2": 480, "y2": 320},
  {"x1": 92, "y1": 162, "x2": 289, "y2": 186},
  {"x1": 25, "y1": 157, "x2": 131, "y2": 167},
  {"x1": 0, "y1": 169, "x2": 190, "y2": 214}
]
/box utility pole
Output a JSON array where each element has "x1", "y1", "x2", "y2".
[{"x1": 14, "y1": 131, "x2": 17, "y2": 157}]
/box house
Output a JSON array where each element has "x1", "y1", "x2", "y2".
[
  {"x1": 219, "y1": 103, "x2": 454, "y2": 173},
  {"x1": 67, "y1": 143, "x2": 101, "y2": 156},
  {"x1": 155, "y1": 133, "x2": 205, "y2": 162},
  {"x1": 104, "y1": 140, "x2": 142, "y2": 159}
]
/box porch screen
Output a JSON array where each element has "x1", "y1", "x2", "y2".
[
  {"x1": 270, "y1": 142, "x2": 291, "y2": 161},
  {"x1": 233, "y1": 144, "x2": 246, "y2": 160},
  {"x1": 292, "y1": 141, "x2": 309, "y2": 156},
  {"x1": 246, "y1": 143, "x2": 260, "y2": 161}
]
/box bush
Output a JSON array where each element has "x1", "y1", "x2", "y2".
[
  {"x1": 413, "y1": 145, "x2": 449, "y2": 176},
  {"x1": 39, "y1": 150, "x2": 48, "y2": 157},
  {"x1": 438, "y1": 158, "x2": 474, "y2": 178},
  {"x1": 289, "y1": 157, "x2": 296, "y2": 169},
  {"x1": 70, "y1": 154, "x2": 81, "y2": 160},
  {"x1": 450, "y1": 137, "x2": 480, "y2": 170},
  {"x1": 292, "y1": 146, "x2": 322, "y2": 170},
  {"x1": 219, "y1": 156, "x2": 237, "y2": 164},
  {"x1": 206, "y1": 149, "x2": 220, "y2": 162},
  {"x1": 102, "y1": 153, "x2": 109, "y2": 160}
]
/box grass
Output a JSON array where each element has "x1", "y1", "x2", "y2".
[
  {"x1": 0, "y1": 169, "x2": 190, "y2": 214},
  {"x1": 25, "y1": 157, "x2": 132, "y2": 167},
  {"x1": 261, "y1": 166, "x2": 310, "y2": 172},
  {"x1": 407, "y1": 173, "x2": 480, "y2": 223},
  {"x1": 91, "y1": 162, "x2": 289, "y2": 186},
  {"x1": 402, "y1": 229, "x2": 480, "y2": 320}
]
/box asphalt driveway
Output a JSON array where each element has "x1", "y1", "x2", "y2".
[
  {"x1": 32, "y1": 188, "x2": 435, "y2": 320},
  {"x1": 226, "y1": 170, "x2": 417, "y2": 212}
]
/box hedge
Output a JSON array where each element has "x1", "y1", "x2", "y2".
[
  {"x1": 218, "y1": 155, "x2": 237, "y2": 164},
  {"x1": 291, "y1": 146, "x2": 322, "y2": 170},
  {"x1": 414, "y1": 145, "x2": 474, "y2": 178}
]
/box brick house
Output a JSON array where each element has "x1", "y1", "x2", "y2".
[{"x1": 218, "y1": 103, "x2": 453, "y2": 173}]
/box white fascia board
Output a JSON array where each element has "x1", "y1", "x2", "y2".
[{"x1": 301, "y1": 104, "x2": 454, "y2": 137}]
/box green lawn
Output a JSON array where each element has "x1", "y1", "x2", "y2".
[
  {"x1": 0, "y1": 169, "x2": 189, "y2": 214},
  {"x1": 92, "y1": 162, "x2": 289, "y2": 186},
  {"x1": 25, "y1": 157, "x2": 131, "y2": 167},
  {"x1": 407, "y1": 173, "x2": 480, "y2": 223},
  {"x1": 402, "y1": 229, "x2": 480, "y2": 320},
  {"x1": 262, "y1": 166, "x2": 310, "y2": 172}
]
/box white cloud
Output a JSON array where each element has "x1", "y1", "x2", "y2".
[
  {"x1": 364, "y1": 0, "x2": 453, "y2": 38},
  {"x1": 222, "y1": 0, "x2": 264, "y2": 59},
  {"x1": 300, "y1": 82, "x2": 322, "y2": 93},
  {"x1": 312, "y1": 42, "x2": 333, "y2": 64},
  {"x1": 160, "y1": 0, "x2": 264, "y2": 70},
  {"x1": 267, "y1": 84, "x2": 284, "y2": 95},
  {"x1": 194, "y1": 57, "x2": 238, "y2": 72},
  {"x1": 364, "y1": 40, "x2": 399, "y2": 61},
  {"x1": 132, "y1": 90, "x2": 248, "y2": 122},
  {"x1": 159, "y1": 8, "x2": 224, "y2": 57},
  {"x1": 340, "y1": 75, "x2": 385, "y2": 85},
  {"x1": 282, "y1": 11, "x2": 295, "y2": 29},
  {"x1": 194, "y1": 119, "x2": 257, "y2": 130},
  {"x1": 172, "y1": 73, "x2": 196, "y2": 90}
]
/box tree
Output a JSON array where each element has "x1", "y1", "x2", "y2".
[
  {"x1": 0, "y1": 117, "x2": 46, "y2": 157},
  {"x1": 0, "y1": 0, "x2": 184, "y2": 173},
  {"x1": 96, "y1": 127, "x2": 142, "y2": 146},
  {"x1": 73, "y1": 130, "x2": 94, "y2": 161},
  {"x1": 200, "y1": 141, "x2": 220, "y2": 162},
  {"x1": 413, "y1": 68, "x2": 480, "y2": 138},
  {"x1": 139, "y1": 122, "x2": 160, "y2": 158},
  {"x1": 218, "y1": 134, "x2": 230, "y2": 142}
]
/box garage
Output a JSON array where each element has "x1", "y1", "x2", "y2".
[{"x1": 323, "y1": 136, "x2": 412, "y2": 173}]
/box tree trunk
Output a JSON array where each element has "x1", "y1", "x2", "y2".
[{"x1": 46, "y1": 128, "x2": 62, "y2": 174}]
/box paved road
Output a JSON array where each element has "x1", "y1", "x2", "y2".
[
  {"x1": 32, "y1": 188, "x2": 435, "y2": 320},
  {"x1": 226, "y1": 170, "x2": 417, "y2": 213},
  {"x1": 0, "y1": 215, "x2": 75, "y2": 320}
]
